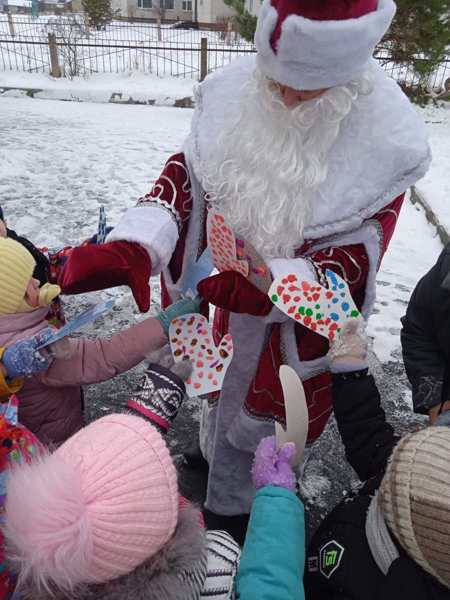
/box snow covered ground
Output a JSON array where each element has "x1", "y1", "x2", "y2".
[
  {"x1": 367, "y1": 198, "x2": 442, "y2": 363},
  {"x1": 0, "y1": 96, "x2": 191, "y2": 248},
  {"x1": 0, "y1": 70, "x2": 196, "y2": 104},
  {"x1": 416, "y1": 103, "x2": 450, "y2": 234}
]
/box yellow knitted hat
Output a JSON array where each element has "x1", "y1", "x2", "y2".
[{"x1": 0, "y1": 238, "x2": 36, "y2": 315}]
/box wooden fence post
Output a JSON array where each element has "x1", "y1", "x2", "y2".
[
  {"x1": 48, "y1": 32, "x2": 61, "y2": 78},
  {"x1": 7, "y1": 12, "x2": 15, "y2": 37},
  {"x1": 157, "y1": 16, "x2": 162, "y2": 42},
  {"x1": 84, "y1": 12, "x2": 90, "y2": 39},
  {"x1": 200, "y1": 37, "x2": 207, "y2": 82},
  {"x1": 225, "y1": 19, "x2": 232, "y2": 45}
]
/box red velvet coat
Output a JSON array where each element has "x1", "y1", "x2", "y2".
[{"x1": 142, "y1": 153, "x2": 404, "y2": 443}]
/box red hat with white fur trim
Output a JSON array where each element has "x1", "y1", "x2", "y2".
[{"x1": 255, "y1": 0, "x2": 397, "y2": 91}]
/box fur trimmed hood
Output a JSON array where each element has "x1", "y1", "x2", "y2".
[{"x1": 16, "y1": 504, "x2": 208, "y2": 600}]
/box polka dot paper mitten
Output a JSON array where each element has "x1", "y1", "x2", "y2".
[
  {"x1": 207, "y1": 211, "x2": 249, "y2": 277},
  {"x1": 169, "y1": 314, "x2": 233, "y2": 397},
  {"x1": 268, "y1": 269, "x2": 360, "y2": 341}
]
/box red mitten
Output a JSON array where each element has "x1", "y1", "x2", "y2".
[
  {"x1": 58, "y1": 240, "x2": 152, "y2": 312},
  {"x1": 197, "y1": 271, "x2": 273, "y2": 316}
]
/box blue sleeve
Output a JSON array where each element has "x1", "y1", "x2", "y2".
[{"x1": 235, "y1": 485, "x2": 305, "y2": 600}]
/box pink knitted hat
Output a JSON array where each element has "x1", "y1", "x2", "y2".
[
  {"x1": 255, "y1": 0, "x2": 396, "y2": 90},
  {"x1": 4, "y1": 414, "x2": 179, "y2": 592}
]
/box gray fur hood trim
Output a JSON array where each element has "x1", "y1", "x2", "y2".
[{"x1": 17, "y1": 504, "x2": 208, "y2": 600}]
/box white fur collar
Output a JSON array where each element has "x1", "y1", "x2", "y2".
[{"x1": 185, "y1": 56, "x2": 431, "y2": 241}]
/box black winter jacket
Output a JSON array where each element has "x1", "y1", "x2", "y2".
[
  {"x1": 304, "y1": 371, "x2": 448, "y2": 600},
  {"x1": 401, "y1": 244, "x2": 450, "y2": 414}
]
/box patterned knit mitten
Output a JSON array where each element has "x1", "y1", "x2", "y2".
[{"x1": 127, "y1": 347, "x2": 192, "y2": 434}]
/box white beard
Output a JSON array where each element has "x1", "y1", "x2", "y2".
[{"x1": 202, "y1": 67, "x2": 373, "y2": 259}]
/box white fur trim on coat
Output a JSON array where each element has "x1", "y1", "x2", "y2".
[
  {"x1": 255, "y1": 0, "x2": 396, "y2": 90},
  {"x1": 107, "y1": 205, "x2": 179, "y2": 275},
  {"x1": 185, "y1": 56, "x2": 430, "y2": 242},
  {"x1": 268, "y1": 256, "x2": 316, "y2": 281}
]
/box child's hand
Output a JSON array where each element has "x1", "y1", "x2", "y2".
[
  {"x1": 329, "y1": 319, "x2": 368, "y2": 373},
  {"x1": 0, "y1": 219, "x2": 7, "y2": 238},
  {"x1": 252, "y1": 436, "x2": 297, "y2": 492},
  {"x1": 156, "y1": 296, "x2": 201, "y2": 335},
  {"x1": 2, "y1": 328, "x2": 55, "y2": 379},
  {"x1": 127, "y1": 346, "x2": 190, "y2": 433}
]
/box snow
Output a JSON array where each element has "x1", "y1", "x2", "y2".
[
  {"x1": 367, "y1": 196, "x2": 442, "y2": 363},
  {"x1": 366, "y1": 103, "x2": 450, "y2": 364},
  {"x1": 0, "y1": 96, "x2": 192, "y2": 248},
  {"x1": 415, "y1": 103, "x2": 450, "y2": 233},
  {"x1": 0, "y1": 70, "x2": 195, "y2": 104}
]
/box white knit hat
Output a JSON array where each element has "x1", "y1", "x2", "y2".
[
  {"x1": 255, "y1": 0, "x2": 396, "y2": 90},
  {"x1": 380, "y1": 427, "x2": 450, "y2": 588}
]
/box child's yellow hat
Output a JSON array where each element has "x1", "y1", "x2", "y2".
[{"x1": 0, "y1": 238, "x2": 36, "y2": 315}]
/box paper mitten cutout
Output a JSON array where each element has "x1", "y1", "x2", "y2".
[
  {"x1": 169, "y1": 314, "x2": 233, "y2": 397},
  {"x1": 207, "y1": 212, "x2": 248, "y2": 277},
  {"x1": 235, "y1": 236, "x2": 272, "y2": 293},
  {"x1": 268, "y1": 271, "x2": 360, "y2": 341}
]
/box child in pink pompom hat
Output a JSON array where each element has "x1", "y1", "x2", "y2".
[
  {"x1": 3, "y1": 354, "x2": 241, "y2": 600},
  {"x1": 5, "y1": 413, "x2": 179, "y2": 592}
]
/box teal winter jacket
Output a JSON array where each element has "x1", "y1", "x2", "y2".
[{"x1": 236, "y1": 485, "x2": 305, "y2": 600}]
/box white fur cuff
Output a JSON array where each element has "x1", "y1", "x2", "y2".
[
  {"x1": 107, "y1": 205, "x2": 179, "y2": 274},
  {"x1": 255, "y1": 0, "x2": 396, "y2": 90},
  {"x1": 268, "y1": 256, "x2": 316, "y2": 282}
]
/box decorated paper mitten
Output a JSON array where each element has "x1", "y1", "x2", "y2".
[
  {"x1": 127, "y1": 347, "x2": 192, "y2": 434},
  {"x1": 329, "y1": 319, "x2": 368, "y2": 373},
  {"x1": 252, "y1": 436, "x2": 297, "y2": 492}
]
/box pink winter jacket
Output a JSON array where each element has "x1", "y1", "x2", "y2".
[{"x1": 0, "y1": 307, "x2": 167, "y2": 446}]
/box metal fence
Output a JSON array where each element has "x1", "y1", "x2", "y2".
[
  {"x1": 0, "y1": 14, "x2": 253, "y2": 45},
  {"x1": 0, "y1": 35, "x2": 256, "y2": 78},
  {"x1": 0, "y1": 14, "x2": 256, "y2": 79},
  {"x1": 0, "y1": 15, "x2": 449, "y2": 88}
]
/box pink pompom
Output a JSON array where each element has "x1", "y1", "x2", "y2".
[{"x1": 4, "y1": 451, "x2": 93, "y2": 593}]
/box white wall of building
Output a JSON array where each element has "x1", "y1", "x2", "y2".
[
  {"x1": 110, "y1": 0, "x2": 192, "y2": 20},
  {"x1": 197, "y1": 0, "x2": 234, "y2": 24},
  {"x1": 244, "y1": 0, "x2": 262, "y2": 17}
]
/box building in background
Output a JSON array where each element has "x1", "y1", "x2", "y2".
[
  {"x1": 244, "y1": 0, "x2": 261, "y2": 18},
  {"x1": 1, "y1": 0, "x2": 71, "y2": 13},
  {"x1": 197, "y1": 0, "x2": 234, "y2": 25},
  {"x1": 109, "y1": 0, "x2": 234, "y2": 24},
  {"x1": 1, "y1": 0, "x2": 31, "y2": 13},
  {"x1": 112, "y1": 0, "x2": 192, "y2": 21}
]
